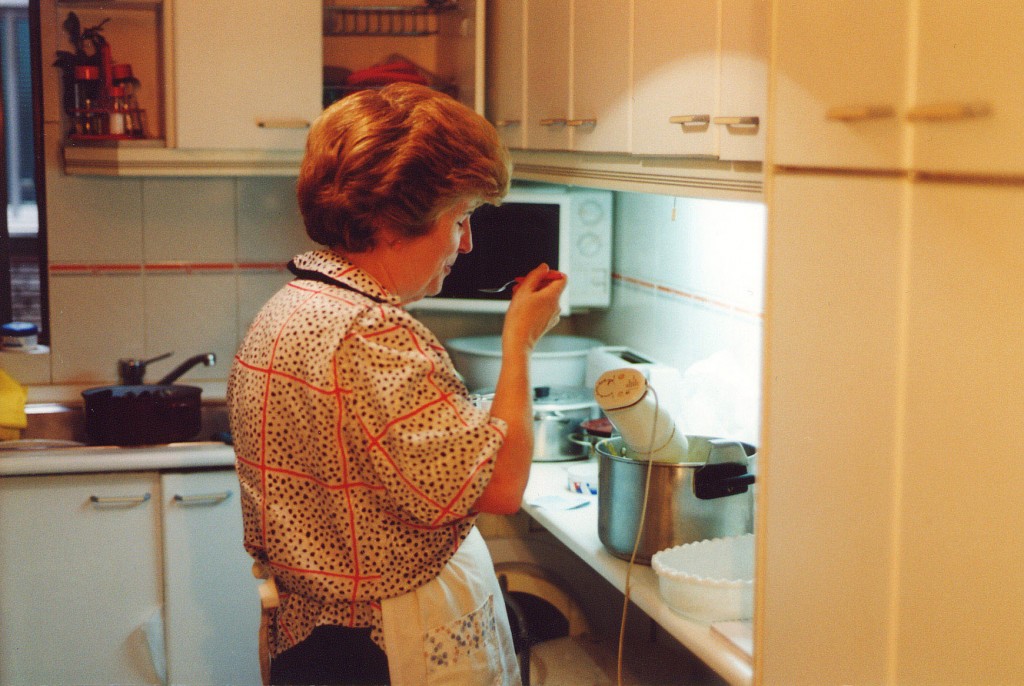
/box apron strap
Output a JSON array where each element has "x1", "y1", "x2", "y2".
[
  {"x1": 287, "y1": 260, "x2": 388, "y2": 304},
  {"x1": 253, "y1": 562, "x2": 280, "y2": 686}
]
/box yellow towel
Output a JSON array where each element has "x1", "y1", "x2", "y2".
[{"x1": 0, "y1": 368, "x2": 28, "y2": 440}]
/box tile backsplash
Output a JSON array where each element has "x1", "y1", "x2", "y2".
[{"x1": 8, "y1": 133, "x2": 766, "y2": 443}]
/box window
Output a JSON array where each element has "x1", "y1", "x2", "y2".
[{"x1": 1, "y1": 0, "x2": 46, "y2": 341}]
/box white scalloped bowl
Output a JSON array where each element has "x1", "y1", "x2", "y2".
[{"x1": 651, "y1": 534, "x2": 754, "y2": 623}]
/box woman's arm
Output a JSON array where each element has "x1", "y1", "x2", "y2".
[{"x1": 473, "y1": 265, "x2": 566, "y2": 514}]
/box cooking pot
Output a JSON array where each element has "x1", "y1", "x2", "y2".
[
  {"x1": 596, "y1": 435, "x2": 756, "y2": 564},
  {"x1": 474, "y1": 386, "x2": 598, "y2": 461},
  {"x1": 447, "y1": 335, "x2": 604, "y2": 391},
  {"x1": 81, "y1": 384, "x2": 202, "y2": 446}
]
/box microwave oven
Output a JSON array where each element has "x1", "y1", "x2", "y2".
[{"x1": 409, "y1": 186, "x2": 613, "y2": 314}]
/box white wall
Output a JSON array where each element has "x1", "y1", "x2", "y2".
[
  {"x1": 573, "y1": 191, "x2": 766, "y2": 445},
  {"x1": 7, "y1": 132, "x2": 766, "y2": 446}
]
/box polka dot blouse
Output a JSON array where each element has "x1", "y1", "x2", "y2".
[{"x1": 228, "y1": 249, "x2": 506, "y2": 656}]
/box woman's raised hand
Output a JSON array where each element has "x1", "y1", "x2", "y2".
[{"x1": 502, "y1": 264, "x2": 567, "y2": 353}]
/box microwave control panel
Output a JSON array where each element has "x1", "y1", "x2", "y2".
[{"x1": 566, "y1": 189, "x2": 613, "y2": 309}]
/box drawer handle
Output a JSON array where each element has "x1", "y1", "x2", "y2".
[
  {"x1": 826, "y1": 105, "x2": 896, "y2": 122},
  {"x1": 713, "y1": 116, "x2": 760, "y2": 127},
  {"x1": 669, "y1": 114, "x2": 711, "y2": 126},
  {"x1": 495, "y1": 119, "x2": 522, "y2": 127},
  {"x1": 566, "y1": 118, "x2": 597, "y2": 127},
  {"x1": 255, "y1": 118, "x2": 311, "y2": 129},
  {"x1": 89, "y1": 493, "x2": 151, "y2": 507},
  {"x1": 905, "y1": 101, "x2": 992, "y2": 122},
  {"x1": 539, "y1": 118, "x2": 568, "y2": 127},
  {"x1": 173, "y1": 491, "x2": 232, "y2": 506}
]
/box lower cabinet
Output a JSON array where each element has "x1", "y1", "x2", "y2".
[
  {"x1": 0, "y1": 468, "x2": 259, "y2": 686},
  {"x1": 162, "y1": 470, "x2": 260, "y2": 685}
]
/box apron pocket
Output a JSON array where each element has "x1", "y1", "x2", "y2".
[{"x1": 424, "y1": 594, "x2": 502, "y2": 686}]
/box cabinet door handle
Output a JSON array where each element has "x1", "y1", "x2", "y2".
[
  {"x1": 172, "y1": 491, "x2": 232, "y2": 506},
  {"x1": 669, "y1": 114, "x2": 711, "y2": 126},
  {"x1": 905, "y1": 102, "x2": 992, "y2": 122},
  {"x1": 539, "y1": 118, "x2": 568, "y2": 127},
  {"x1": 495, "y1": 119, "x2": 522, "y2": 127},
  {"x1": 255, "y1": 118, "x2": 311, "y2": 129},
  {"x1": 566, "y1": 119, "x2": 597, "y2": 127},
  {"x1": 826, "y1": 105, "x2": 896, "y2": 122},
  {"x1": 713, "y1": 116, "x2": 760, "y2": 127},
  {"x1": 89, "y1": 493, "x2": 151, "y2": 507}
]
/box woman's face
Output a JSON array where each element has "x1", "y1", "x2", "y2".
[{"x1": 396, "y1": 198, "x2": 478, "y2": 303}]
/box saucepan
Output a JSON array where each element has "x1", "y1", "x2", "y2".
[
  {"x1": 472, "y1": 386, "x2": 599, "y2": 461},
  {"x1": 81, "y1": 352, "x2": 215, "y2": 445},
  {"x1": 596, "y1": 435, "x2": 756, "y2": 564}
]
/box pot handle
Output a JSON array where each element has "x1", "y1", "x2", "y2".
[
  {"x1": 567, "y1": 432, "x2": 595, "y2": 448},
  {"x1": 692, "y1": 462, "x2": 756, "y2": 500}
]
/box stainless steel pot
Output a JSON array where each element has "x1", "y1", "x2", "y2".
[
  {"x1": 474, "y1": 386, "x2": 598, "y2": 461},
  {"x1": 596, "y1": 435, "x2": 756, "y2": 564}
]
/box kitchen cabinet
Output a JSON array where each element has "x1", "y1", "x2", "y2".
[
  {"x1": 58, "y1": 0, "x2": 322, "y2": 175},
  {"x1": 522, "y1": 0, "x2": 571, "y2": 150},
  {"x1": 911, "y1": 1, "x2": 1024, "y2": 176},
  {"x1": 486, "y1": 0, "x2": 525, "y2": 148},
  {"x1": 896, "y1": 181, "x2": 1024, "y2": 684},
  {"x1": 761, "y1": 173, "x2": 904, "y2": 685},
  {"x1": 631, "y1": 0, "x2": 767, "y2": 162},
  {"x1": 162, "y1": 470, "x2": 260, "y2": 685},
  {"x1": 771, "y1": 1, "x2": 910, "y2": 170},
  {"x1": 763, "y1": 2, "x2": 1024, "y2": 680},
  {"x1": 0, "y1": 467, "x2": 259, "y2": 685},
  {"x1": 169, "y1": 0, "x2": 322, "y2": 151},
  {"x1": 521, "y1": 0, "x2": 631, "y2": 153},
  {"x1": 773, "y1": 0, "x2": 1024, "y2": 175},
  {"x1": 0, "y1": 472, "x2": 165, "y2": 685},
  {"x1": 631, "y1": 0, "x2": 716, "y2": 158}
]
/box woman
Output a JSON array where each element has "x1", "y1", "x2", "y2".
[{"x1": 228, "y1": 82, "x2": 565, "y2": 686}]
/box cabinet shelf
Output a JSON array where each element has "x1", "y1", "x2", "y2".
[{"x1": 324, "y1": 3, "x2": 457, "y2": 37}]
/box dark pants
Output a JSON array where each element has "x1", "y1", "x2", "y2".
[{"x1": 270, "y1": 625, "x2": 391, "y2": 685}]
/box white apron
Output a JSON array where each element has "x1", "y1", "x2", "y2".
[{"x1": 381, "y1": 527, "x2": 522, "y2": 686}]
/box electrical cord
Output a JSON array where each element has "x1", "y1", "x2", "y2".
[{"x1": 616, "y1": 381, "x2": 660, "y2": 686}]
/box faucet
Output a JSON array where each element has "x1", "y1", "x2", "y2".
[
  {"x1": 117, "y1": 352, "x2": 216, "y2": 385},
  {"x1": 156, "y1": 352, "x2": 217, "y2": 385}
]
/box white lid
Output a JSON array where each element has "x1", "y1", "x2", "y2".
[{"x1": 593, "y1": 367, "x2": 648, "y2": 411}]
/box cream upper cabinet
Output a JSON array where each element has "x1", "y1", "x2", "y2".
[
  {"x1": 568, "y1": 0, "x2": 631, "y2": 153},
  {"x1": 910, "y1": 1, "x2": 1024, "y2": 175},
  {"x1": 632, "y1": 0, "x2": 766, "y2": 161},
  {"x1": 774, "y1": 0, "x2": 1024, "y2": 176},
  {"x1": 170, "y1": 0, "x2": 322, "y2": 151},
  {"x1": 631, "y1": 0, "x2": 718, "y2": 157},
  {"x1": 771, "y1": 1, "x2": 909, "y2": 170},
  {"x1": 524, "y1": 0, "x2": 572, "y2": 150},
  {"x1": 487, "y1": 0, "x2": 526, "y2": 148},
  {"x1": 716, "y1": 0, "x2": 768, "y2": 162},
  {"x1": 522, "y1": 0, "x2": 630, "y2": 153}
]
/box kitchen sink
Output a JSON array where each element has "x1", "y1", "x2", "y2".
[{"x1": 12, "y1": 401, "x2": 231, "y2": 448}]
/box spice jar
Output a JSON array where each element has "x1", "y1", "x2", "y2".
[
  {"x1": 111, "y1": 63, "x2": 145, "y2": 137},
  {"x1": 108, "y1": 85, "x2": 127, "y2": 135},
  {"x1": 72, "y1": 65, "x2": 101, "y2": 135}
]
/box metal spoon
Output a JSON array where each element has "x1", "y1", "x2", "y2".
[
  {"x1": 478, "y1": 271, "x2": 565, "y2": 293},
  {"x1": 478, "y1": 277, "x2": 524, "y2": 293}
]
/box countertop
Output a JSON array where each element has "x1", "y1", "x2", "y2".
[
  {"x1": 0, "y1": 442, "x2": 753, "y2": 685},
  {"x1": 522, "y1": 459, "x2": 754, "y2": 686},
  {"x1": 0, "y1": 441, "x2": 236, "y2": 476}
]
